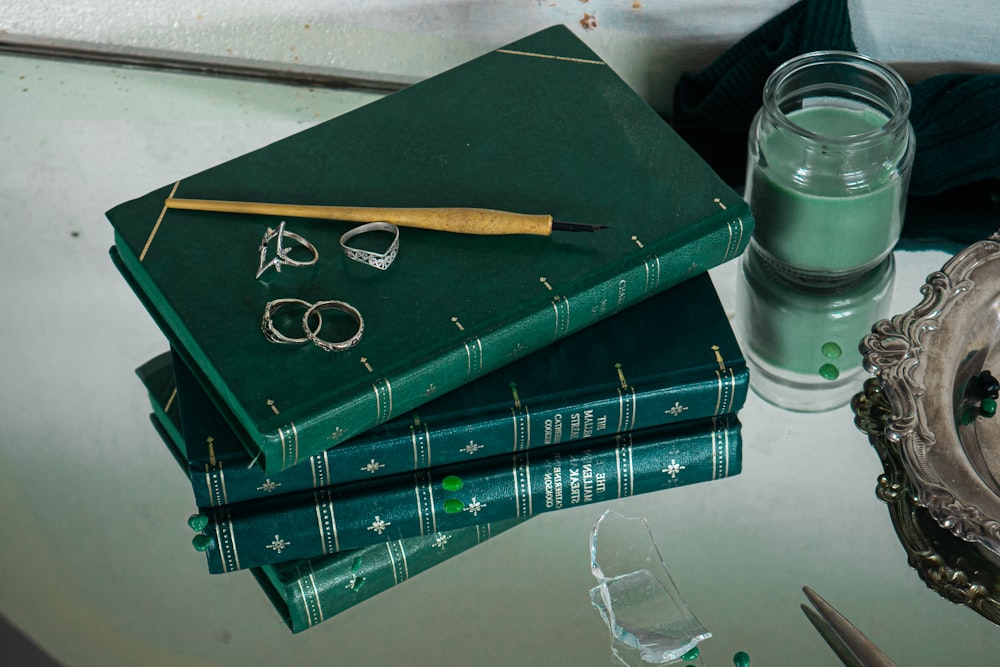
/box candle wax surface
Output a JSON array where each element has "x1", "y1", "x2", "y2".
[{"x1": 748, "y1": 104, "x2": 904, "y2": 276}]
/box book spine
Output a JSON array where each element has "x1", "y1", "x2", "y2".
[
  {"x1": 196, "y1": 414, "x2": 741, "y2": 573},
  {"x1": 191, "y1": 366, "x2": 749, "y2": 507},
  {"x1": 255, "y1": 209, "x2": 751, "y2": 473},
  {"x1": 252, "y1": 519, "x2": 521, "y2": 632}
]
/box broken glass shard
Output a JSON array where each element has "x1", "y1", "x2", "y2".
[{"x1": 589, "y1": 510, "x2": 711, "y2": 665}]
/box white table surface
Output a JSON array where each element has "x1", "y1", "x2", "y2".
[{"x1": 2, "y1": 53, "x2": 998, "y2": 666}]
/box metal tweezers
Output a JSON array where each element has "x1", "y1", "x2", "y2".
[{"x1": 801, "y1": 586, "x2": 897, "y2": 667}]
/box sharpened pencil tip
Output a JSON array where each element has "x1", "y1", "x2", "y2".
[{"x1": 552, "y1": 220, "x2": 608, "y2": 232}]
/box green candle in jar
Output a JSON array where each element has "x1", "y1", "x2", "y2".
[
  {"x1": 745, "y1": 52, "x2": 915, "y2": 279},
  {"x1": 736, "y1": 246, "x2": 895, "y2": 412}
]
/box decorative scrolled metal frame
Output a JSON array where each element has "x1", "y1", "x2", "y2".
[{"x1": 854, "y1": 232, "x2": 1000, "y2": 623}]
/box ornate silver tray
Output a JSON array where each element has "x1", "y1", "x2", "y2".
[
  {"x1": 854, "y1": 377, "x2": 1000, "y2": 624},
  {"x1": 860, "y1": 233, "x2": 1000, "y2": 555}
]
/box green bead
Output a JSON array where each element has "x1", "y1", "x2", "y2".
[
  {"x1": 734, "y1": 651, "x2": 751, "y2": 667},
  {"x1": 191, "y1": 534, "x2": 215, "y2": 552},
  {"x1": 187, "y1": 514, "x2": 208, "y2": 532},
  {"x1": 821, "y1": 341, "x2": 842, "y2": 358},
  {"x1": 818, "y1": 363, "x2": 840, "y2": 381},
  {"x1": 351, "y1": 555, "x2": 363, "y2": 573},
  {"x1": 444, "y1": 498, "x2": 465, "y2": 514},
  {"x1": 441, "y1": 475, "x2": 464, "y2": 491},
  {"x1": 981, "y1": 398, "x2": 997, "y2": 417},
  {"x1": 681, "y1": 647, "x2": 699, "y2": 661}
]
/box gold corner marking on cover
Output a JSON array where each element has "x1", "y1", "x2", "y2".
[
  {"x1": 138, "y1": 180, "x2": 180, "y2": 262},
  {"x1": 163, "y1": 387, "x2": 177, "y2": 415},
  {"x1": 496, "y1": 49, "x2": 605, "y2": 65}
]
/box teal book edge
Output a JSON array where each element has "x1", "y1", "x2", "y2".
[
  {"x1": 107, "y1": 25, "x2": 754, "y2": 475},
  {"x1": 137, "y1": 354, "x2": 524, "y2": 633},
  {"x1": 172, "y1": 272, "x2": 748, "y2": 507},
  {"x1": 183, "y1": 399, "x2": 741, "y2": 572}
]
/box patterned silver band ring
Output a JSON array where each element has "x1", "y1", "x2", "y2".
[
  {"x1": 303, "y1": 300, "x2": 365, "y2": 351},
  {"x1": 261, "y1": 298, "x2": 319, "y2": 344},
  {"x1": 339, "y1": 221, "x2": 400, "y2": 271}
]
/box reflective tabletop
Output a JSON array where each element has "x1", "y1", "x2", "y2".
[{"x1": 2, "y1": 54, "x2": 998, "y2": 666}]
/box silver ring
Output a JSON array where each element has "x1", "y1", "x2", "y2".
[
  {"x1": 261, "y1": 299, "x2": 318, "y2": 344},
  {"x1": 303, "y1": 300, "x2": 364, "y2": 351},
  {"x1": 257, "y1": 221, "x2": 319, "y2": 279},
  {"x1": 339, "y1": 222, "x2": 399, "y2": 271}
]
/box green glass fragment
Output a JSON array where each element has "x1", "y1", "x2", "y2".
[
  {"x1": 821, "y1": 341, "x2": 842, "y2": 358},
  {"x1": 441, "y1": 475, "x2": 464, "y2": 491},
  {"x1": 192, "y1": 534, "x2": 215, "y2": 552},
  {"x1": 681, "y1": 647, "x2": 700, "y2": 661},
  {"x1": 187, "y1": 514, "x2": 209, "y2": 532},
  {"x1": 981, "y1": 398, "x2": 997, "y2": 417},
  {"x1": 818, "y1": 363, "x2": 840, "y2": 381}
]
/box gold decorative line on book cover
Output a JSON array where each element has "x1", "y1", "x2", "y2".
[
  {"x1": 550, "y1": 296, "x2": 571, "y2": 341},
  {"x1": 415, "y1": 471, "x2": 437, "y2": 536},
  {"x1": 511, "y1": 403, "x2": 531, "y2": 451},
  {"x1": 495, "y1": 49, "x2": 605, "y2": 66},
  {"x1": 726, "y1": 215, "x2": 748, "y2": 262},
  {"x1": 512, "y1": 452, "x2": 532, "y2": 518},
  {"x1": 463, "y1": 338, "x2": 484, "y2": 380},
  {"x1": 371, "y1": 378, "x2": 394, "y2": 425},
  {"x1": 295, "y1": 564, "x2": 324, "y2": 627},
  {"x1": 203, "y1": 463, "x2": 228, "y2": 506},
  {"x1": 314, "y1": 490, "x2": 340, "y2": 554},
  {"x1": 212, "y1": 511, "x2": 241, "y2": 573},
  {"x1": 410, "y1": 422, "x2": 431, "y2": 469},
  {"x1": 615, "y1": 434, "x2": 635, "y2": 497},
  {"x1": 310, "y1": 452, "x2": 330, "y2": 489},
  {"x1": 138, "y1": 180, "x2": 180, "y2": 262},
  {"x1": 710, "y1": 417, "x2": 730, "y2": 480},
  {"x1": 279, "y1": 422, "x2": 300, "y2": 470},
  {"x1": 712, "y1": 345, "x2": 737, "y2": 416},
  {"x1": 386, "y1": 540, "x2": 410, "y2": 584}
]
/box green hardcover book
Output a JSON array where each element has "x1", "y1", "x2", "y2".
[
  {"x1": 251, "y1": 520, "x2": 519, "y2": 633},
  {"x1": 138, "y1": 354, "x2": 525, "y2": 632},
  {"x1": 108, "y1": 25, "x2": 753, "y2": 475},
  {"x1": 171, "y1": 272, "x2": 747, "y2": 508},
  {"x1": 187, "y1": 409, "x2": 741, "y2": 573}
]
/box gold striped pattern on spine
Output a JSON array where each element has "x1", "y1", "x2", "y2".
[
  {"x1": 212, "y1": 509, "x2": 241, "y2": 573},
  {"x1": 295, "y1": 563, "x2": 325, "y2": 628},
  {"x1": 414, "y1": 471, "x2": 436, "y2": 536},
  {"x1": 314, "y1": 489, "x2": 340, "y2": 554}
]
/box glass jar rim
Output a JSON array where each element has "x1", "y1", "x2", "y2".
[{"x1": 762, "y1": 50, "x2": 911, "y2": 146}]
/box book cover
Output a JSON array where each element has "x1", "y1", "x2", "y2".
[
  {"x1": 171, "y1": 272, "x2": 748, "y2": 507},
  {"x1": 137, "y1": 354, "x2": 526, "y2": 632},
  {"x1": 108, "y1": 25, "x2": 753, "y2": 475},
  {"x1": 190, "y1": 414, "x2": 741, "y2": 573},
  {"x1": 252, "y1": 520, "x2": 520, "y2": 633}
]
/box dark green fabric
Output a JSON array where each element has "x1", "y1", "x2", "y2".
[
  {"x1": 672, "y1": 0, "x2": 855, "y2": 186},
  {"x1": 671, "y1": 0, "x2": 1000, "y2": 244}
]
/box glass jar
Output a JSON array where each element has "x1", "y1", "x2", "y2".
[
  {"x1": 745, "y1": 51, "x2": 915, "y2": 281},
  {"x1": 736, "y1": 244, "x2": 895, "y2": 412}
]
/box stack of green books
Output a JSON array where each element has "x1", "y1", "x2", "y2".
[{"x1": 110, "y1": 25, "x2": 754, "y2": 632}]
